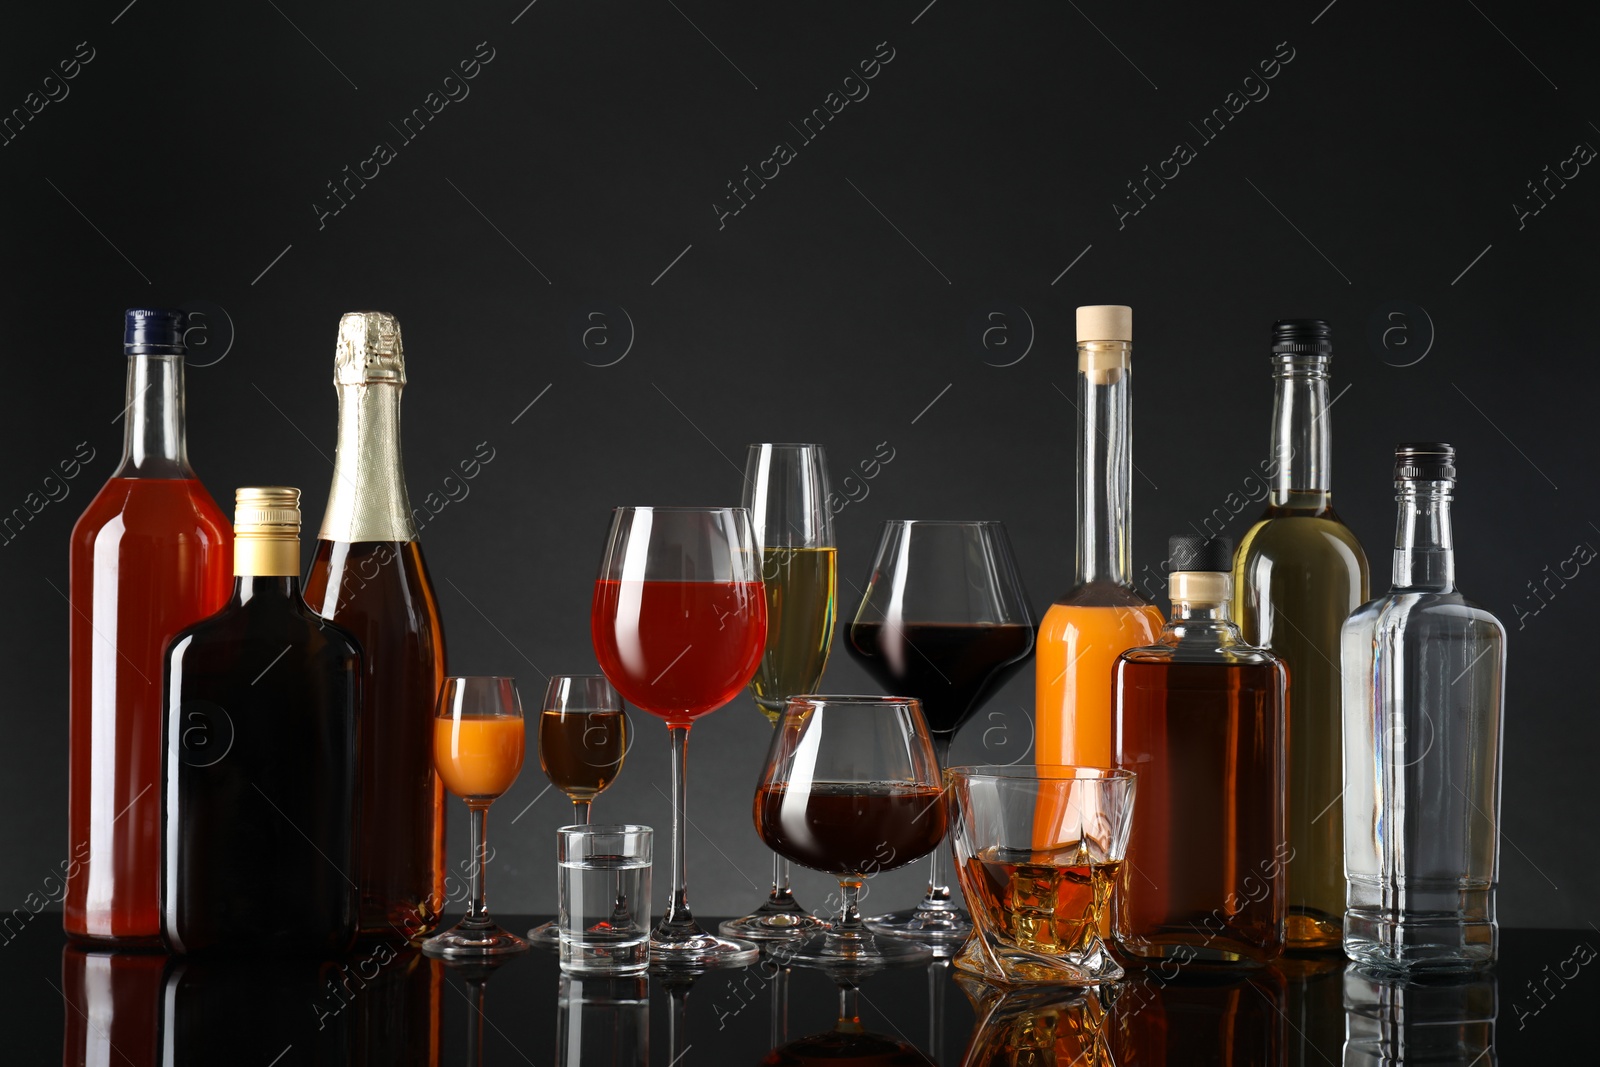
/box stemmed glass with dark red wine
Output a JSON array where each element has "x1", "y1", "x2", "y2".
[
  {"x1": 845, "y1": 520, "x2": 1035, "y2": 945},
  {"x1": 755, "y1": 695, "x2": 946, "y2": 967},
  {"x1": 590, "y1": 506, "x2": 768, "y2": 970}
]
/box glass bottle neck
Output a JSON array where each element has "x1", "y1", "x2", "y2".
[
  {"x1": 1163, "y1": 572, "x2": 1242, "y2": 643},
  {"x1": 115, "y1": 354, "x2": 193, "y2": 478},
  {"x1": 1076, "y1": 341, "x2": 1133, "y2": 586},
  {"x1": 1268, "y1": 356, "x2": 1331, "y2": 506},
  {"x1": 319, "y1": 382, "x2": 417, "y2": 543},
  {"x1": 1392, "y1": 481, "x2": 1455, "y2": 592},
  {"x1": 1171, "y1": 599, "x2": 1233, "y2": 624},
  {"x1": 233, "y1": 575, "x2": 302, "y2": 605}
]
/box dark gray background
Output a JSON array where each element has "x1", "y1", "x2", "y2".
[{"x1": 2, "y1": 0, "x2": 1593, "y2": 928}]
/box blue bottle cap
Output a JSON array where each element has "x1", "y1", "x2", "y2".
[{"x1": 124, "y1": 308, "x2": 187, "y2": 355}]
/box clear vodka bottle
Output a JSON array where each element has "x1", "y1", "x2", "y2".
[{"x1": 1341, "y1": 443, "x2": 1506, "y2": 972}]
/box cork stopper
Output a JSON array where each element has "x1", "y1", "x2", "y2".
[
  {"x1": 1076, "y1": 305, "x2": 1132, "y2": 343},
  {"x1": 1077, "y1": 306, "x2": 1132, "y2": 384},
  {"x1": 234, "y1": 487, "x2": 301, "y2": 577},
  {"x1": 334, "y1": 311, "x2": 406, "y2": 386}
]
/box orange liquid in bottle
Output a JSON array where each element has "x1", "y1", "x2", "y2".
[
  {"x1": 67, "y1": 477, "x2": 231, "y2": 943},
  {"x1": 1035, "y1": 593, "x2": 1163, "y2": 768},
  {"x1": 433, "y1": 716, "x2": 525, "y2": 801}
]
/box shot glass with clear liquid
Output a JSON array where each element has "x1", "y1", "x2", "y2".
[{"x1": 558, "y1": 824, "x2": 653, "y2": 975}]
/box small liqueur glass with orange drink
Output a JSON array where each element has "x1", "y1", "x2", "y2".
[{"x1": 422, "y1": 676, "x2": 529, "y2": 958}]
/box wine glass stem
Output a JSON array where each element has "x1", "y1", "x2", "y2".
[
  {"x1": 766, "y1": 716, "x2": 795, "y2": 901},
  {"x1": 922, "y1": 734, "x2": 954, "y2": 905},
  {"x1": 572, "y1": 799, "x2": 592, "y2": 826},
  {"x1": 466, "y1": 802, "x2": 490, "y2": 925},
  {"x1": 664, "y1": 725, "x2": 694, "y2": 931},
  {"x1": 837, "y1": 878, "x2": 864, "y2": 931}
]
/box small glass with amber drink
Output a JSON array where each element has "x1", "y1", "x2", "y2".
[{"x1": 947, "y1": 766, "x2": 1135, "y2": 985}]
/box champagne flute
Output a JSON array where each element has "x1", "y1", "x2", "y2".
[
  {"x1": 755, "y1": 695, "x2": 945, "y2": 967},
  {"x1": 591, "y1": 506, "x2": 768, "y2": 969},
  {"x1": 845, "y1": 520, "x2": 1035, "y2": 944},
  {"x1": 422, "y1": 677, "x2": 529, "y2": 958},
  {"x1": 527, "y1": 675, "x2": 631, "y2": 946},
  {"x1": 721, "y1": 443, "x2": 836, "y2": 943}
]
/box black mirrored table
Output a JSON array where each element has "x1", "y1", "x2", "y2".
[{"x1": 9, "y1": 915, "x2": 1588, "y2": 1064}]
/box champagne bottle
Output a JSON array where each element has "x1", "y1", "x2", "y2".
[
  {"x1": 305, "y1": 311, "x2": 448, "y2": 940},
  {"x1": 67, "y1": 309, "x2": 232, "y2": 945},
  {"x1": 1233, "y1": 319, "x2": 1370, "y2": 952},
  {"x1": 162, "y1": 488, "x2": 363, "y2": 953}
]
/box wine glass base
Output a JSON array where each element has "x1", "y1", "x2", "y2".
[
  {"x1": 525, "y1": 921, "x2": 560, "y2": 948},
  {"x1": 422, "y1": 920, "x2": 530, "y2": 959},
  {"x1": 650, "y1": 931, "x2": 761, "y2": 970},
  {"x1": 719, "y1": 909, "x2": 828, "y2": 942},
  {"x1": 768, "y1": 929, "x2": 932, "y2": 970},
  {"x1": 866, "y1": 906, "x2": 973, "y2": 943}
]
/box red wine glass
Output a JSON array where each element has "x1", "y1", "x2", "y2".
[
  {"x1": 755, "y1": 695, "x2": 946, "y2": 968},
  {"x1": 591, "y1": 506, "x2": 768, "y2": 969},
  {"x1": 844, "y1": 520, "x2": 1036, "y2": 945}
]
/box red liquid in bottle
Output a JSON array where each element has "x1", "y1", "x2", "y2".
[
  {"x1": 67, "y1": 477, "x2": 231, "y2": 943},
  {"x1": 591, "y1": 579, "x2": 767, "y2": 728}
]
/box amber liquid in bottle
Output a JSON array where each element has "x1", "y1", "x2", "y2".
[
  {"x1": 1114, "y1": 547, "x2": 1288, "y2": 967},
  {"x1": 66, "y1": 325, "x2": 232, "y2": 945},
  {"x1": 304, "y1": 312, "x2": 446, "y2": 941}
]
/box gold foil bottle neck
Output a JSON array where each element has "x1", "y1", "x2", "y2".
[
  {"x1": 335, "y1": 311, "x2": 407, "y2": 386},
  {"x1": 234, "y1": 486, "x2": 301, "y2": 577},
  {"x1": 319, "y1": 311, "x2": 419, "y2": 544}
]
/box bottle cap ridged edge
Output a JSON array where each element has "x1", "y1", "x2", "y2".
[
  {"x1": 1394, "y1": 442, "x2": 1456, "y2": 482},
  {"x1": 234, "y1": 486, "x2": 301, "y2": 533}
]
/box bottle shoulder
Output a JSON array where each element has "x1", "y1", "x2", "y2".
[
  {"x1": 168, "y1": 591, "x2": 363, "y2": 662},
  {"x1": 72, "y1": 477, "x2": 231, "y2": 543},
  {"x1": 1047, "y1": 580, "x2": 1162, "y2": 611},
  {"x1": 1120, "y1": 625, "x2": 1286, "y2": 668},
  {"x1": 304, "y1": 539, "x2": 438, "y2": 607},
  {"x1": 1233, "y1": 512, "x2": 1369, "y2": 572},
  {"x1": 1344, "y1": 590, "x2": 1507, "y2": 639}
]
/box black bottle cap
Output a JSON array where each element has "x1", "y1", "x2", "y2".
[
  {"x1": 1395, "y1": 442, "x2": 1456, "y2": 481},
  {"x1": 1271, "y1": 318, "x2": 1333, "y2": 356},
  {"x1": 1168, "y1": 534, "x2": 1234, "y2": 572},
  {"x1": 124, "y1": 308, "x2": 187, "y2": 356}
]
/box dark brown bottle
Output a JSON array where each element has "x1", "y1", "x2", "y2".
[
  {"x1": 303, "y1": 312, "x2": 447, "y2": 941},
  {"x1": 162, "y1": 488, "x2": 362, "y2": 955}
]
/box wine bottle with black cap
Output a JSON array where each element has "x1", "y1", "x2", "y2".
[
  {"x1": 1113, "y1": 534, "x2": 1288, "y2": 967},
  {"x1": 67, "y1": 309, "x2": 232, "y2": 945},
  {"x1": 1233, "y1": 318, "x2": 1369, "y2": 953},
  {"x1": 1341, "y1": 443, "x2": 1506, "y2": 972}
]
